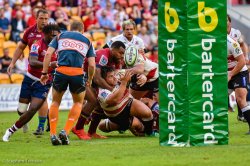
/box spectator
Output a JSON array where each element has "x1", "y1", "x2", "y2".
[
  {"x1": 96, "y1": 1, "x2": 114, "y2": 20},
  {"x1": 83, "y1": 10, "x2": 100, "y2": 32},
  {"x1": 0, "y1": 7, "x2": 11, "y2": 38},
  {"x1": 130, "y1": 4, "x2": 142, "y2": 25},
  {"x1": 27, "y1": 7, "x2": 38, "y2": 27},
  {"x1": 148, "y1": 46, "x2": 158, "y2": 63},
  {"x1": 137, "y1": 26, "x2": 151, "y2": 50},
  {"x1": 0, "y1": 48, "x2": 12, "y2": 73},
  {"x1": 11, "y1": 2, "x2": 25, "y2": 20},
  {"x1": 22, "y1": 0, "x2": 32, "y2": 22},
  {"x1": 54, "y1": 8, "x2": 69, "y2": 31},
  {"x1": 3, "y1": 3, "x2": 12, "y2": 22},
  {"x1": 98, "y1": 10, "x2": 115, "y2": 31},
  {"x1": 11, "y1": 10, "x2": 26, "y2": 42}
]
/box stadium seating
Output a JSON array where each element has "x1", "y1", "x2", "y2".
[
  {"x1": 92, "y1": 32, "x2": 106, "y2": 41},
  {"x1": 0, "y1": 73, "x2": 11, "y2": 84},
  {"x1": 71, "y1": 16, "x2": 82, "y2": 22},
  {"x1": 10, "y1": 73, "x2": 24, "y2": 84},
  {"x1": 70, "y1": 7, "x2": 78, "y2": 16},
  {"x1": 3, "y1": 41, "x2": 17, "y2": 58}
]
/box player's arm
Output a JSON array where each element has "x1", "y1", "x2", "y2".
[
  {"x1": 7, "y1": 41, "x2": 27, "y2": 74},
  {"x1": 229, "y1": 54, "x2": 246, "y2": 80},
  {"x1": 93, "y1": 67, "x2": 113, "y2": 91},
  {"x1": 105, "y1": 70, "x2": 132, "y2": 105},
  {"x1": 87, "y1": 57, "x2": 96, "y2": 86},
  {"x1": 42, "y1": 47, "x2": 56, "y2": 73},
  {"x1": 240, "y1": 42, "x2": 249, "y2": 62}
]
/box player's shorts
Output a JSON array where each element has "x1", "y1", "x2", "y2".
[
  {"x1": 108, "y1": 98, "x2": 134, "y2": 131},
  {"x1": 228, "y1": 70, "x2": 249, "y2": 90},
  {"x1": 19, "y1": 75, "x2": 51, "y2": 100},
  {"x1": 130, "y1": 77, "x2": 158, "y2": 93},
  {"x1": 53, "y1": 71, "x2": 86, "y2": 94}
]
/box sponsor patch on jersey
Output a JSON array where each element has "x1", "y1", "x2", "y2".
[
  {"x1": 235, "y1": 48, "x2": 241, "y2": 54},
  {"x1": 31, "y1": 44, "x2": 39, "y2": 53},
  {"x1": 233, "y1": 43, "x2": 238, "y2": 48},
  {"x1": 99, "y1": 55, "x2": 108, "y2": 66},
  {"x1": 100, "y1": 91, "x2": 108, "y2": 99}
]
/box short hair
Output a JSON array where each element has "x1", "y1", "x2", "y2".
[
  {"x1": 42, "y1": 23, "x2": 60, "y2": 35},
  {"x1": 110, "y1": 41, "x2": 126, "y2": 49},
  {"x1": 36, "y1": 9, "x2": 48, "y2": 18},
  {"x1": 122, "y1": 19, "x2": 136, "y2": 30},
  {"x1": 227, "y1": 14, "x2": 231, "y2": 23},
  {"x1": 101, "y1": 66, "x2": 115, "y2": 79},
  {"x1": 70, "y1": 21, "x2": 84, "y2": 32}
]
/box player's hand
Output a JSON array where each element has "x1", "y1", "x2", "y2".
[
  {"x1": 136, "y1": 74, "x2": 147, "y2": 87},
  {"x1": 7, "y1": 63, "x2": 14, "y2": 75},
  {"x1": 40, "y1": 74, "x2": 49, "y2": 85},
  {"x1": 121, "y1": 70, "x2": 133, "y2": 83}
]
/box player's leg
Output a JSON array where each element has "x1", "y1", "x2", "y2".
[
  {"x1": 129, "y1": 117, "x2": 145, "y2": 136},
  {"x1": 59, "y1": 74, "x2": 86, "y2": 145},
  {"x1": 130, "y1": 99, "x2": 153, "y2": 135},
  {"x1": 235, "y1": 87, "x2": 250, "y2": 133},
  {"x1": 49, "y1": 71, "x2": 68, "y2": 145},
  {"x1": 73, "y1": 86, "x2": 97, "y2": 140},
  {"x1": 87, "y1": 108, "x2": 107, "y2": 139},
  {"x1": 33, "y1": 100, "x2": 48, "y2": 135},
  {"x1": 3, "y1": 97, "x2": 46, "y2": 142},
  {"x1": 129, "y1": 89, "x2": 149, "y2": 100},
  {"x1": 98, "y1": 119, "x2": 120, "y2": 132}
]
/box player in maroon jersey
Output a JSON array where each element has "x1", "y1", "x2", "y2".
[{"x1": 7, "y1": 9, "x2": 49, "y2": 134}]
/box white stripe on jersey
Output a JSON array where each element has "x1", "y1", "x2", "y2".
[{"x1": 98, "y1": 86, "x2": 132, "y2": 117}]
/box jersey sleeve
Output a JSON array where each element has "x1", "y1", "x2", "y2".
[
  {"x1": 21, "y1": 29, "x2": 29, "y2": 45},
  {"x1": 29, "y1": 43, "x2": 40, "y2": 57},
  {"x1": 49, "y1": 36, "x2": 58, "y2": 49},
  {"x1": 106, "y1": 39, "x2": 113, "y2": 48},
  {"x1": 86, "y1": 43, "x2": 96, "y2": 58},
  {"x1": 231, "y1": 41, "x2": 243, "y2": 58},
  {"x1": 138, "y1": 37, "x2": 145, "y2": 50},
  {"x1": 98, "y1": 89, "x2": 112, "y2": 104}
]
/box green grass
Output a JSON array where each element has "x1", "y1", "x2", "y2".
[{"x1": 0, "y1": 111, "x2": 250, "y2": 166}]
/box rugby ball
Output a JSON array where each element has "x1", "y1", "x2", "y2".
[{"x1": 124, "y1": 46, "x2": 138, "y2": 67}]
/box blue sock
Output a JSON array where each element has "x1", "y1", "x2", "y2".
[{"x1": 38, "y1": 116, "x2": 47, "y2": 130}]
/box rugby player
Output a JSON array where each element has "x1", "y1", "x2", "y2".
[
  {"x1": 227, "y1": 15, "x2": 249, "y2": 122},
  {"x1": 7, "y1": 9, "x2": 50, "y2": 134},
  {"x1": 73, "y1": 41, "x2": 126, "y2": 140},
  {"x1": 97, "y1": 66, "x2": 154, "y2": 136},
  {"x1": 2, "y1": 24, "x2": 60, "y2": 142},
  {"x1": 227, "y1": 35, "x2": 250, "y2": 134}
]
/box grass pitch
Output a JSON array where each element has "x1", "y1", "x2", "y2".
[{"x1": 0, "y1": 111, "x2": 250, "y2": 166}]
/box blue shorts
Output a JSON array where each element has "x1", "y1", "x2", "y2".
[
  {"x1": 19, "y1": 75, "x2": 51, "y2": 100},
  {"x1": 53, "y1": 71, "x2": 86, "y2": 94}
]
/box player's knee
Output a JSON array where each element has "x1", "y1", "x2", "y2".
[
  {"x1": 99, "y1": 119, "x2": 111, "y2": 132},
  {"x1": 18, "y1": 103, "x2": 29, "y2": 113}
]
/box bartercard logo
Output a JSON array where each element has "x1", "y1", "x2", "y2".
[
  {"x1": 165, "y1": 2, "x2": 179, "y2": 33},
  {"x1": 198, "y1": 2, "x2": 218, "y2": 32}
]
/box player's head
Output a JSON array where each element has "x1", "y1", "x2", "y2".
[
  {"x1": 122, "y1": 19, "x2": 136, "y2": 41},
  {"x1": 36, "y1": 9, "x2": 49, "y2": 31},
  {"x1": 101, "y1": 66, "x2": 117, "y2": 86},
  {"x1": 42, "y1": 24, "x2": 60, "y2": 43},
  {"x1": 110, "y1": 41, "x2": 126, "y2": 64},
  {"x1": 70, "y1": 21, "x2": 84, "y2": 33},
  {"x1": 227, "y1": 15, "x2": 231, "y2": 34}
]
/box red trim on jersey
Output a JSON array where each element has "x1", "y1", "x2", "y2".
[{"x1": 146, "y1": 68, "x2": 157, "y2": 80}]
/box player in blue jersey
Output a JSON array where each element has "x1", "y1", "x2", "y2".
[{"x1": 40, "y1": 21, "x2": 96, "y2": 145}]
